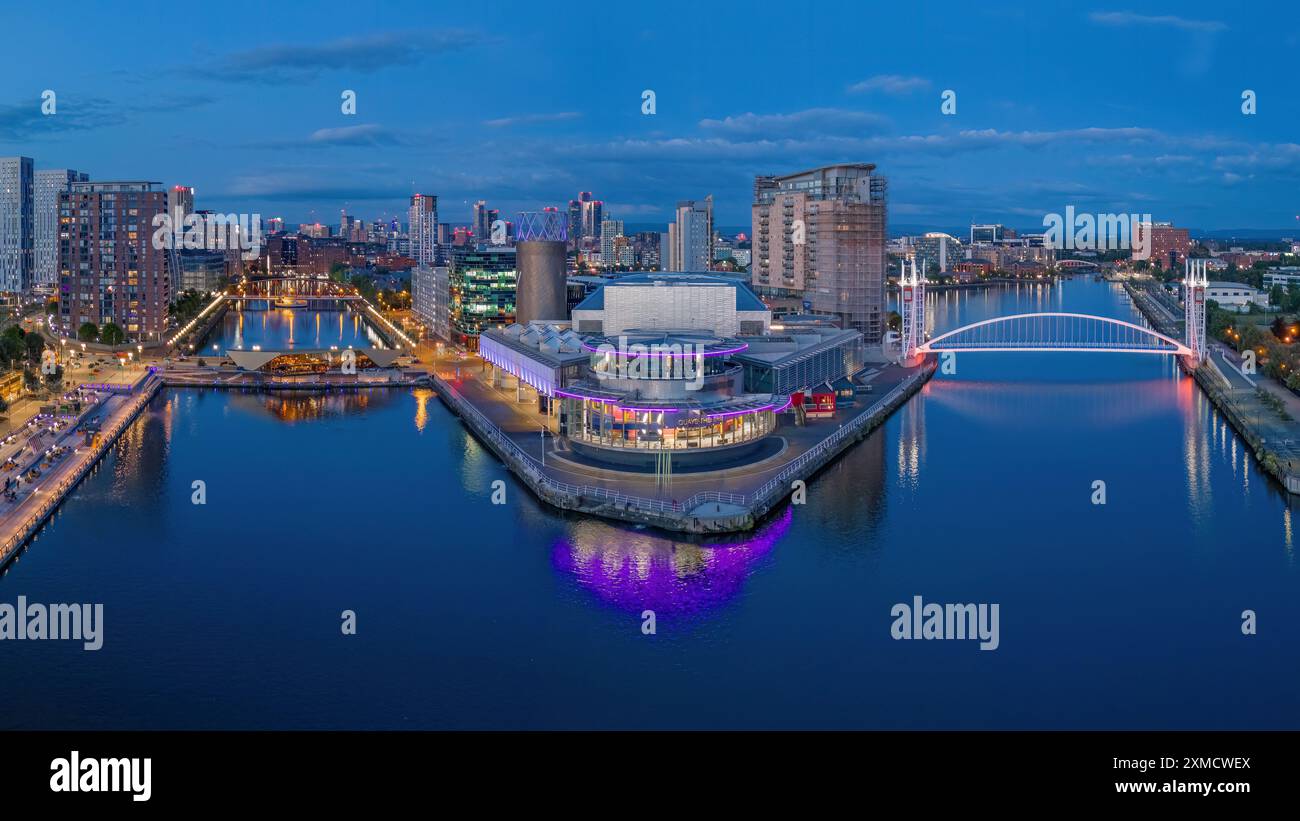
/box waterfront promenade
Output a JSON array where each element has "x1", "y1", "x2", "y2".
[
  {"x1": 422, "y1": 346, "x2": 934, "y2": 532},
  {"x1": 0, "y1": 370, "x2": 160, "y2": 568},
  {"x1": 1123, "y1": 279, "x2": 1300, "y2": 494}
]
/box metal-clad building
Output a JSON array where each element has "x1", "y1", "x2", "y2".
[{"x1": 515, "y1": 210, "x2": 569, "y2": 324}]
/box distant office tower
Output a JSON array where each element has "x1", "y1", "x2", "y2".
[
  {"x1": 472, "y1": 200, "x2": 492, "y2": 241},
  {"x1": 0, "y1": 157, "x2": 35, "y2": 294},
  {"x1": 600, "y1": 218, "x2": 624, "y2": 266},
  {"x1": 267, "y1": 217, "x2": 285, "y2": 234},
  {"x1": 170, "y1": 185, "x2": 195, "y2": 220},
  {"x1": 582, "y1": 199, "x2": 603, "y2": 241},
  {"x1": 913, "y1": 232, "x2": 962, "y2": 273},
  {"x1": 668, "y1": 196, "x2": 713, "y2": 272},
  {"x1": 178, "y1": 249, "x2": 228, "y2": 293},
  {"x1": 567, "y1": 195, "x2": 585, "y2": 250},
  {"x1": 515, "y1": 210, "x2": 569, "y2": 324},
  {"x1": 752, "y1": 163, "x2": 887, "y2": 340},
  {"x1": 58, "y1": 181, "x2": 170, "y2": 342},
  {"x1": 409, "y1": 194, "x2": 438, "y2": 266},
  {"x1": 970, "y1": 223, "x2": 1009, "y2": 244},
  {"x1": 34, "y1": 169, "x2": 89, "y2": 287}
]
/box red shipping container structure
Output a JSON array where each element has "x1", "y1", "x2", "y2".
[{"x1": 807, "y1": 382, "x2": 836, "y2": 419}]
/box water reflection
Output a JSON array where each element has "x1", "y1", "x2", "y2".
[
  {"x1": 552, "y1": 507, "x2": 791, "y2": 616},
  {"x1": 225, "y1": 389, "x2": 387, "y2": 423},
  {"x1": 211, "y1": 306, "x2": 385, "y2": 351}
]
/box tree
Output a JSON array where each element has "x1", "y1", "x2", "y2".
[
  {"x1": 0, "y1": 328, "x2": 24, "y2": 369},
  {"x1": 1271, "y1": 284, "x2": 1286, "y2": 306},
  {"x1": 77, "y1": 322, "x2": 99, "y2": 343},
  {"x1": 24, "y1": 332, "x2": 44, "y2": 363},
  {"x1": 44, "y1": 365, "x2": 63, "y2": 390},
  {"x1": 100, "y1": 323, "x2": 125, "y2": 346},
  {"x1": 0, "y1": 397, "x2": 8, "y2": 416}
]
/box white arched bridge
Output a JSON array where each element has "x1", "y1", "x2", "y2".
[{"x1": 915, "y1": 312, "x2": 1194, "y2": 357}]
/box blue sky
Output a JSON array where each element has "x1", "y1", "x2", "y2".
[{"x1": 3, "y1": 0, "x2": 1297, "y2": 233}]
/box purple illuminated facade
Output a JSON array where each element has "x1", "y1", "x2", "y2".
[{"x1": 556, "y1": 331, "x2": 788, "y2": 468}]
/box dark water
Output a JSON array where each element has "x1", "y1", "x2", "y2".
[
  {"x1": 3, "y1": 279, "x2": 1297, "y2": 729},
  {"x1": 204, "y1": 305, "x2": 387, "y2": 354}
]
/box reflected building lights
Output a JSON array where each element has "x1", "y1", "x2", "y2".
[
  {"x1": 412, "y1": 388, "x2": 432, "y2": 432},
  {"x1": 552, "y1": 507, "x2": 792, "y2": 617}
]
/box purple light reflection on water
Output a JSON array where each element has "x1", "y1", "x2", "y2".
[{"x1": 551, "y1": 506, "x2": 793, "y2": 618}]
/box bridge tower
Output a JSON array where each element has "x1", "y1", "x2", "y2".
[
  {"x1": 1182, "y1": 258, "x2": 1207, "y2": 363},
  {"x1": 900, "y1": 257, "x2": 927, "y2": 363}
]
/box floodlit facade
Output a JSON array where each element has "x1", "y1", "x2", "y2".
[
  {"x1": 570, "y1": 272, "x2": 770, "y2": 337},
  {"x1": 556, "y1": 331, "x2": 788, "y2": 468}
]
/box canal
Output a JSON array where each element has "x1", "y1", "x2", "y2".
[
  {"x1": 200, "y1": 304, "x2": 389, "y2": 355},
  {"x1": 2, "y1": 278, "x2": 1296, "y2": 729}
]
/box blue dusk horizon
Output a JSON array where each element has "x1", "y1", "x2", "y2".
[{"x1": 2, "y1": 0, "x2": 1298, "y2": 233}]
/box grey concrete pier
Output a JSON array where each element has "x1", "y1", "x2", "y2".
[{"x1": 431, "y1": 357, "x2": 935, "y2": 533}]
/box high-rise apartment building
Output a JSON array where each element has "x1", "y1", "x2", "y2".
[
  {"x1": 409, "y1": 194, "x2": 438, "y2": 266},
  {"x1": 600, "y1": 218, "x2": 624, "y2": 266},
  {"x1": 752, "y1": 163, "x2": 887, "y2": 341},
  {"x1": 58, "y1": 181, "x2": 171, "y2": 342},
  {"x1": 667, "y1": 196, "x2": 713, "y2": 272},
  {"x1": 0, "y1": 156, "x2": 35, "y2": 294},
  {"x1": 412, "y1": 263, "x2": 451, "y2": 341},
  {"x1": 34, "y1": 169, "x2": 89, "y2": 288}
]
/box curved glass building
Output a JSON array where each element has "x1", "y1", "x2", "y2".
[{"x1": 556, "y1": 331, "x2": 789, "y2": 467}]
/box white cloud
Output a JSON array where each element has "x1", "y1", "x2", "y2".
[
  {"x1": 699, "y1": 108, "x2": 889, "y2": 136},
  {"x1": 1089, "y1": 11, "x2": 1226, "y2": 33},
  {"x1": 846, "y1": 74, "x2": 931, "y2": 95}
]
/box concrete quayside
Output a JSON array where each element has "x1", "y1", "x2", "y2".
[{"x1": 429, "y1": 357, "x2": 936, "y2": 533}]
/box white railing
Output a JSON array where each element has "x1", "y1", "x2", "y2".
[
  {"x1": 0, "y1": 376, "x2": 162, "y2": 564},
  {"x1": 437, "y1": 365, "x2": 929, "y2": 517}
]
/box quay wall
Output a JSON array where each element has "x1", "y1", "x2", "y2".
[
  {"x1": 0, "y1": 375, "x2": 163, "y2": 568},
  {"x1": 430, "y1": 362, "x2": 935, "y2": 534},
  {"x1": 1123, "y1": 280, "x2": 1300, "y2": 495}
]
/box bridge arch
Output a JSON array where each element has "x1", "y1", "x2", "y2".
[{"x1": 915, "y1": 312, "x2": 1193, "y2": 356}]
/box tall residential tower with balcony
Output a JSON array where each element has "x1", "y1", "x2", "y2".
[
  {"x1": 57, "y1": 181, "x2": 171, "y2": 342},
  {"x1": 752, "y1": 163, "x2": 887, "y2": 342}
]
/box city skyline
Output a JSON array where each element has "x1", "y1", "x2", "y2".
[{"x1": 3, "y1": 0, "x2": 1297, "y2": 231}]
